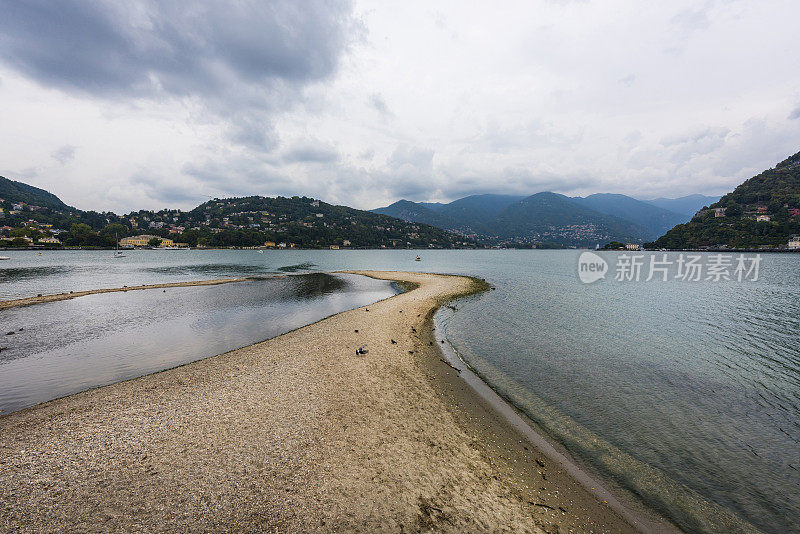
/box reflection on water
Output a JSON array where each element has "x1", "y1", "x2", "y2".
[
  {"x1": 142, "y1": 263, "x2": 274, "y2": 276},
  {"x1": 290, "y1": 272, "x2": 346, "y2": 297},
  {"x1": 277, "y1": 261, "x2": 316, "y2": 272},
  {"x1": 0, "y1": 273, "x2": 396, "y2": 414},
  {"x1": 0, "y1": 266, "x2": 72, "y2": 284}
]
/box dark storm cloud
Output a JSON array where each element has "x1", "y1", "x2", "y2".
[
  {"x1": 0, "y1": 1, "x2": 356, "y2": 97},
  {"x1": 0, "y1": 1, "x2": 358, "y2": 153},
  {"x1": 282, "y1": 141, "x2": 340, "y2": 164}
]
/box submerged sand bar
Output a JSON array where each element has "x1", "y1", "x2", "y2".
[
  {"x1": 0, "y1": 271, "x2": 649, "y2": 533},
  {"x1": 0, "y1": 277, "x2": 250, "y2": 310}
]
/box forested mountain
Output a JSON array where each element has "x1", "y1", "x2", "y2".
[
  {"x1": 0, "y1": 176, "x2": 72, "y2": 210},
  {"x1": 375, "y1": 194, "x2": 525, "y2": 236},
  {"x1": 651, "y1": 151, "x2": 800, "y2": 249},
  {"x1": 570, "y1": 193, "x2": 686, "y2": 238},
  {"x1": 177, "y1": 196, "x2": 470, "y2": 248},
  {"x1": 489, "y1": 192, "x2": 649, "y2": 246},
  {"x1": 0, "y1": 180, "x2": 475, "y2": 249},
  {"x1": 373, "y1": 191, "x2": 695, "y2": 245},
  {"x1": 373, "y1": 200, "x2": 462, "y2": 231}
]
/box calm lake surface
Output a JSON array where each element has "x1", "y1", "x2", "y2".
[
  {"x1": 1, "y1": 249, "x2": 798, "y2": 533},
  {"x1": 0, "y1": 271, "x2": 398, "y2": 414}
]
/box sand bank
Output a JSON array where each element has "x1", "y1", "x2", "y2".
[
  {"x1": 0, "y1": 271, "x2": 655, "y2": 533},
  {"x1": 0, "y1": 278, "x2": 251, "y2": 310}
]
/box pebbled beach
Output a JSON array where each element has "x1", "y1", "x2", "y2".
[{"x1": 0, "y1": 271, "x2": 648, "y2": 533}]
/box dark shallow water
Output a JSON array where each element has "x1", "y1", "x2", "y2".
[
  {"x1": 0, "y1": 273, "x2": 397, "y2": 414},
  {"x1": 1, "y1": 249, "x2": 798, "y2": 533}
]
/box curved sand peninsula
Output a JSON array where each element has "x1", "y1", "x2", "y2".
[{"x1": 0, "y1": 271, "x2": 651, "y2": 533}]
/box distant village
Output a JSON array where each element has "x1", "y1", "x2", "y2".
[
  {"x1": 1, "y1": 194, "x2": 798, "y2": 251},
  {"x1": 0, "y1": 196, "x2": 474, "y2": 250}
]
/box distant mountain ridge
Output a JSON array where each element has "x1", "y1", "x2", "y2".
[
  {"x1": 570, "y1": 193, "x2": 687, "y2": 238},
  {"x1": 374, "y1": 191, "x2": 707, "y2": 246}
]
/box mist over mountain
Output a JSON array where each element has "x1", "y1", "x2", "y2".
[{"x1": 643, "y1": 195, "x2": 720, "y2": 216}]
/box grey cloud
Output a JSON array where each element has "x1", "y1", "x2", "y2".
[
  {"x1": 370, "y1": 93, "x2": 393, "y2": 117},
  {"x1": 0, "y1": 1, "x2": 355, "y2": 97},
  {"x1": 51, "y1": 145, "x2": 76, "y2": 164},
  {"x1": 387, "y1": 144, "x2": 434, "y2": 170},
  {"x1": 226, "y1": 116, "x2": 280, "y2": 152},
  {"x1": 671, "y1": 5, "x2": 712, "y2": 38},
  {"x1": 282, "y1": 140, "x2": 340, "y2": 164},
  {"x1": 181, "y1": 155, "x2": 297, "y2": 198},
  {"x1": 789, "y1": 106, "x2": 800, "y2": 120},
  {"x1": 619, "y1": 74, "x2": 636, "y2": 86},
  {"x1": 129, "y1": 173, "x2": 204, "y2": 204},
  {"x1": 0, "y1": 1, "x2": 357, "y2": 151},
  {"x1": 439, "y1": 168, "x2": 595, "y2": 200},
  {"x1": 660, "y1": 126, "x2": 729, "y2": 148}
]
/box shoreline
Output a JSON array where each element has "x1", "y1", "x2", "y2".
[
  {"x1": 0, "y1": 277, "x2": 253, "y2": 310},
  {"x1": 1, "y1": 271, "x2": 659, "y2": 532},
  {"x1": 429, "y1": 309, "x2": 679, "y2": 534}
]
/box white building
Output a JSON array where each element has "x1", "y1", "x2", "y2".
[{"x1": 789, "y1": 235, "x2": 800, "y2": 250}]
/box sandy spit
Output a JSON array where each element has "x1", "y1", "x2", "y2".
[
  {"x1": 0, "y1": 271, "x2": 643, "y2": 533},
  {"x1": 0, "y1": 278, "x2": 251, "y2": 310}
]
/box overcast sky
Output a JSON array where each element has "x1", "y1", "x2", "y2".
[{"x1": 1, "y1": 0, "x2": 799, "y2": 213}]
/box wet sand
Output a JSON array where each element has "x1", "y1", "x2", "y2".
[{"x1": 0, "y1": 271, "x2": 656, "y2": 533}]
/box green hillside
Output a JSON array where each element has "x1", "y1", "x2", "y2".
[
  {"x1": 0, "y1": 176, "x2": 475, "y2": 248},
  {"x1": 490, "y1": 192, "x2": 650, "y2": 246},
  {"x1": 650, "y1": 151, "x2": 800, "y2": 249},
  {"x1": 0, "y1": 176, "x2": 71, "y2": 209},
  {"x1": 178, "y1": 196, "x2": 471, "y2": 249}
]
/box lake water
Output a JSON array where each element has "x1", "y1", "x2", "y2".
[
  {"x1": 0, "y1": 271, "x2": 398, "y2": 414},
  {"x1": 0, "y1": 249, "x2": 797, "y2": 533}
]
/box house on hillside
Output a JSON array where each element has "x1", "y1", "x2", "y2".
[
  {"x1": 789, "y1": 235, "x2": 800, "y2": 250},
  {"x1": 756, "y1": 215, "x2": 771, "y2": 222},
  {"x1": 714, "y1": 208, "x2": 726, "y2": 217}
]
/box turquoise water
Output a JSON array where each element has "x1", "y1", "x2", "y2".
[{"x1": 0, "y1": 249, "x2": 798, "y2": 532}]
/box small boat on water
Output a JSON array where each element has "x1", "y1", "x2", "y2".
[
  {"x1": 113, "y1": 234, "x2": 125, "y2": 258},
  {"x1": 0, "y1": 256, "x2": 9, "y2": 260},
  {"x1": 415, "y1": 255, "x2": 421, "y2": 261}
]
